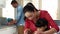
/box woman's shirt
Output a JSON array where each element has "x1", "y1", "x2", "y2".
[{"x1": 24, "y1": 10, "x2": 59, "y2": 32}]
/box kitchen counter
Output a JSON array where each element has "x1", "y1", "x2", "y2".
[
  {"x1": 0, "y1": 25, "x2": 15, "y2": 29},
  {"x1": 0, "y1": 25, "x2": 18, "y2": 34}
]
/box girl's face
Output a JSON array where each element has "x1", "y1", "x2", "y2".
[{"x1": 25, "y1": 11, "x2": 36, "y2": 20}]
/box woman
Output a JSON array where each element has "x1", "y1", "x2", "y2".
[{"x1": 24, "y1": 3, "x2": 59, "y2": 34}]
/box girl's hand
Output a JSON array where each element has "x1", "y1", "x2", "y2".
[
  {"x1": 34, "y1": 31, "x2": 40, "y2": 34},
  {"x1": 40, "y1": 28, "x2": 56, "y2": 34},
  {"x1": 34, "y1": 31, "x2": 44, "y2": 34}
]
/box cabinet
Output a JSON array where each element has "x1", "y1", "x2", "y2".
[{"x1": 0, "y1": 0, "x2": 6, "y2": 8}]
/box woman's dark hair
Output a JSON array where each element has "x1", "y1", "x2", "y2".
[
  {"x1": 23, "y1": 2, "x2": 38, "y2": 13},
  {"x1": 23, "y1": 2, "x2": 38, "y2": 20},
  {"x1": 26, "y1": 2, "x2": 38, "y2": 11},
  {"x1": 11, "y1": 0, "x2": 18, "y2": 4},
  {"x1": 23, "y1": 5, "x2": 35, "y2": 13}
]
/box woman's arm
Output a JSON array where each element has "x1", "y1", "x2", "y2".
[
  {"x1": 24, "y1": 19, "x2": 31, "y2": 34},
  {"x1": 43, "y1": 28, "x2": 57, "y2": 34},
  {"x1": 44, "y1": 11, "x2": 59, "y2": 32}
]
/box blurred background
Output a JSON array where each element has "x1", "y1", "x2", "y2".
[{"x1": 0, "y1": 0, "x2": 60, "y2": 20}]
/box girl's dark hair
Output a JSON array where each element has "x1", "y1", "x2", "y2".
[
  {"x1": 11, "y1": 0, "x2": 18, "y2": 4},
  {"x1": 35, "y1": 18, "x2": 48, "y2": 28},
  {"x1": 23, "y1": 2, "x2": 38, "y2": 20},
  {"x1": 35, "y1": 18, "x2": 49, "y2": 30}
]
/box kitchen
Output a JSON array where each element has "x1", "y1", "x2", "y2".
[{"x1": 0, "y1": 0, "x2": 60, "y2": 34}]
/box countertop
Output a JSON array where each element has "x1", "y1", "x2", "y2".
[
  {"x1": 0, "y1": 25, "x2": 18, "y2": 34},
  {"x1": 0, "y1": 25, "x2": 16, "y2": 29}
]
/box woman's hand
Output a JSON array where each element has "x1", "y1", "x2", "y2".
[
  {"x1": 24, "y1": 29, "x2": 28, "y2": 34},
  {"x1": 24, "y1": 29, "x2": 32, "y2": 34}
]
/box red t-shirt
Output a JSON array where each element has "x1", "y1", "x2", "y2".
[{"x1": 24, "y1": 10, "x2": 59, "y2": 32}]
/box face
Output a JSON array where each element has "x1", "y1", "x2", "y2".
[
  {"x1": 25, "y1": 11, "x2": 37, "y2": 20},
  {"x1": 12, "y1": 3, "x2": 18, "y2": 8}
]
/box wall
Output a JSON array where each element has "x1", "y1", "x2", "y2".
[
  {"x1": 39, "y1": 0, "x2": 42, "y2": 9},
  {"x1": 0, "y1": 8, "x2": 2, "y2": 17},
  {"x1": 57, "y1": 0, "x2": 60, "y2": 20},
  {"x1": 16, "y1": 0, "x2": 23, "y2": 6}
]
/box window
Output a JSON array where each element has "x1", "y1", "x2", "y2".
[
  {"x1": 42, "y1": 0, "x2": 58, "y2": 20},
  {"x1": 2, "y1": 0, "x2": 14, "y2": 19}
]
